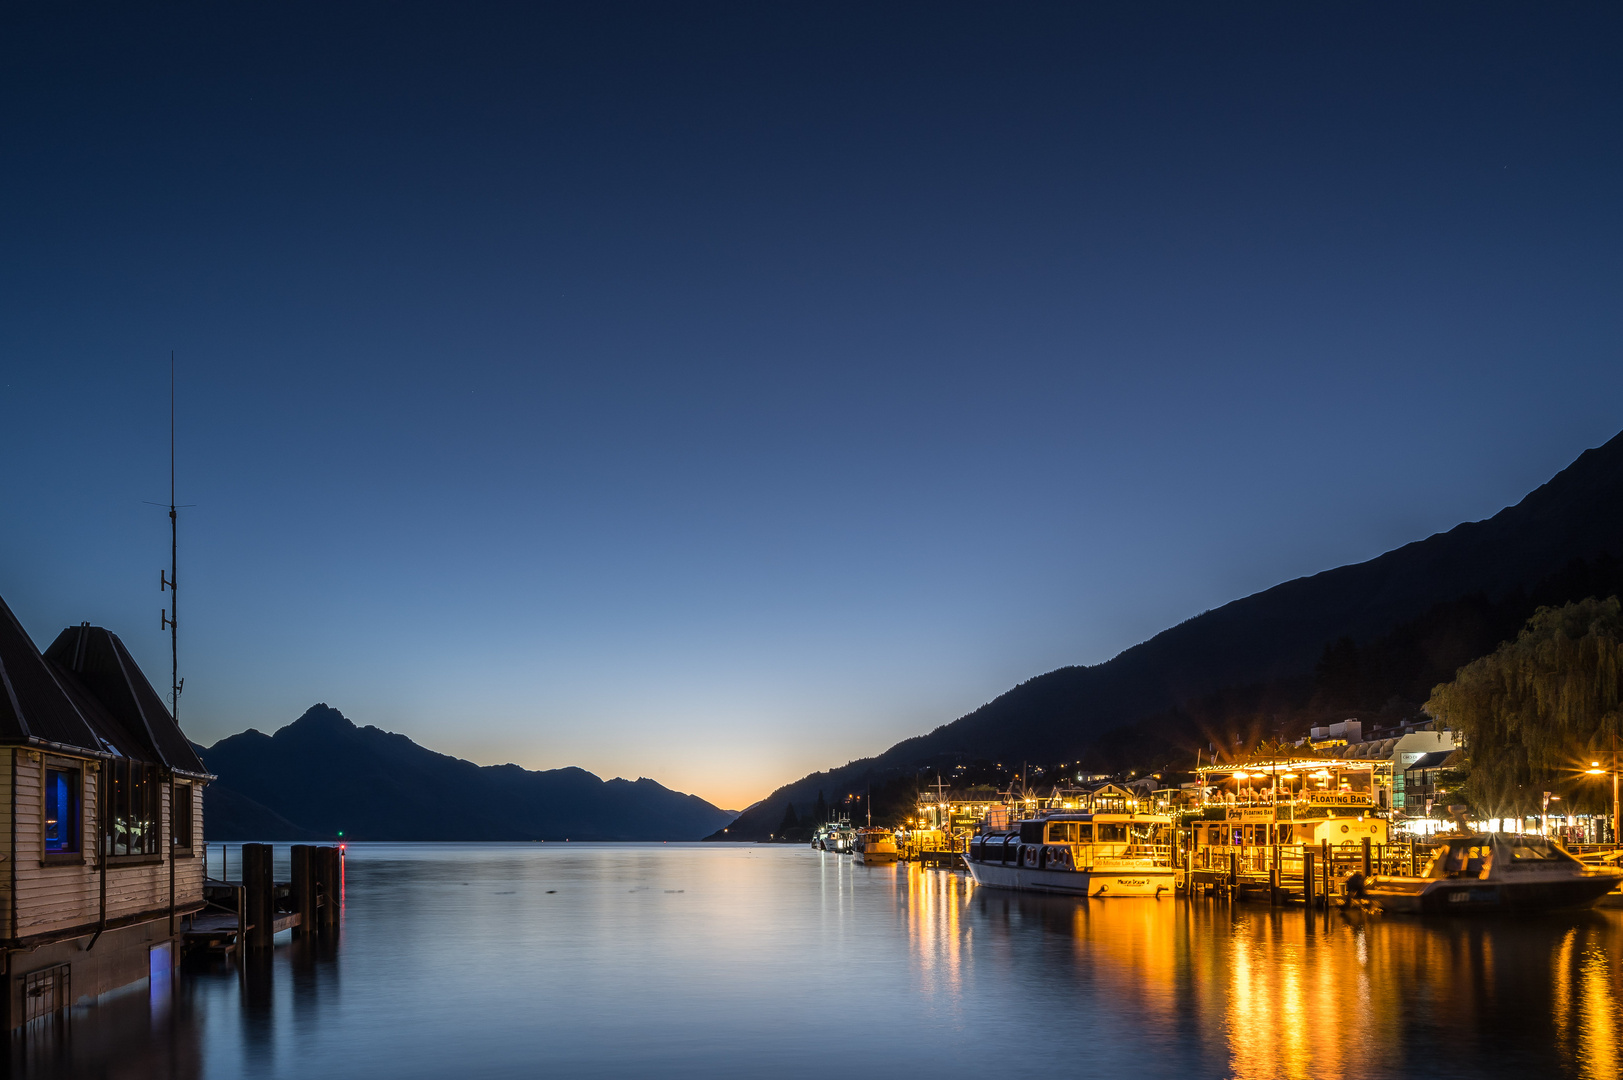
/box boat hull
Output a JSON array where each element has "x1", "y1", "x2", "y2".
[
  {"x1": 1366, "y1": 873, "x2": 1622, "y2": 914},
  {"x1": 855, "y1": 851, "x2": 898, "y2": 864},
  {"x1": 966, "y1": 859, "x2": 1173, "y2": 897}
]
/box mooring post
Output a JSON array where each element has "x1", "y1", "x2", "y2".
[
  {"x1": 291, "y1": 845, "x2": 314, "y2": 937},
  {"x1": 317, "y1": 847, "x2": 341, "y2": 931},
  {"x1": 1361, "y1": 837, "x2": 1372, "y2": 880},
  {"x1": 312, "y1": 847, "x2": 330, "y2": 932},
  {"x1": 1227, "y1": 849, "x2": 1238, "y2": 897},
  {"x1": 1269, "y1": 845, "x2": 1280, "y2": 906},
  {"x1": 1303, "y1": 850, "x2": 1316, "y2": 912},
  {"x1": 243, "y1": 843, "x2": 274, "y2": 950},
  {"x1": 1321, "y1": 841, "x2": 1332, "y2": 903}
]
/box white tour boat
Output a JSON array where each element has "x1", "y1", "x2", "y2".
[{"x1": 966, "y1": 811, "x2": 1176, "y2": 897}]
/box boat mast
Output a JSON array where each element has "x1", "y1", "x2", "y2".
[{"x1": 160, "y1": 353, "x2": 181, "y2": 721}]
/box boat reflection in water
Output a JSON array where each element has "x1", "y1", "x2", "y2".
[{"x1": 960, "y1": 875, "x2": 1623, "y2": 1080}]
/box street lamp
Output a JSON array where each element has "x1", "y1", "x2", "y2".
[{"x1": 1584, "y1": 757, "x2": 1620, "y2": 845}]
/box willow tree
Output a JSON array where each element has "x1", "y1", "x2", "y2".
[{"x1": 1426, "y1": 596, "x2": 1623, "y2": 818}]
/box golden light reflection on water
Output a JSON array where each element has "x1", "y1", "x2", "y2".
[
  {"x1": 900, "y1": 862, "x2": 967, "y2": 996},
  {"x1": 892, "y1": 864, "x2": 1623, "y2": 1080}
]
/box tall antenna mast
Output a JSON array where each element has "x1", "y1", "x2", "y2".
[{"x1": 160, "y1": 352, "x2": 181, "y2": 721}]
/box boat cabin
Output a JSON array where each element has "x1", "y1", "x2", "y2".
[
  {"x1": 970, "y1": 812, "x2": 1173, "y2": 870},
  {"x1": 1417, "y1": 835, "x2": 1583, "y2": 879},
  {"x1": 0, "y1": 596, "x2": 211, "y2": 1030}
]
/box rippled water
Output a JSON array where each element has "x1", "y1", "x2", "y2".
[{"x1": 14, "y1": 842, "x2": 1623, "y2": 1079}]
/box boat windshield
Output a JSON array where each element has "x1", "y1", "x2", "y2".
[{"x1": 1504, "y1": 838, "x2": 1579, "y2": 865}]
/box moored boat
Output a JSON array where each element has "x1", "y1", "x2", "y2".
[
  {"x1": 853, "y1": 828, "x2": 899, "y2": 864},
  {"x1": 814, "y1": 821, "x2": 856, "y2": 853},
  {"x1": 966, "y1": 811, "x2": 1176, "y2": 897},
  {"x1": 1361, "y1": 834, "x2": 1623, "y2": 914}
]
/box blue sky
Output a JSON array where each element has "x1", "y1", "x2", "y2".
[{"x1": 2, "y1": 3, "x2": 1620, "y2": 809}]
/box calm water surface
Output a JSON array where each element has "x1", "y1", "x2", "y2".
[{"x1": 17, "y1": 842, "x2": 1623, "y2": 1079}]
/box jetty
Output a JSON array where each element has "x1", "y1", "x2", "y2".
[{"x1": 184, "y1": 844, "x2": 345, "y2": 955}]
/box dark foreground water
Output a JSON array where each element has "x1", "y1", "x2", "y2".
[{"x1": 14, "y1": 843, "x2": 1623, "y2": 1079}]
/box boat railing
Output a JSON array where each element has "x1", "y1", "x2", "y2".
[{"x1": 1121, "y1": 842, "x2": 1174, "y2": 864}]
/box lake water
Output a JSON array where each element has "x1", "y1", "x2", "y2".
[{"x1": 14, "y1": 842, "x2": 1623, "y2": 1079}]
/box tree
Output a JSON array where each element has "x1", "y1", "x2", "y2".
[
  {"x1": 812, "y1": 790, "x2": 828, "y2": 823},
  {"x1": 1425, "y1": 596, "x2": 1623, "y2": 818},
  {"x1": 776, "y1": 802, "x2": 800, "y2": 836}
]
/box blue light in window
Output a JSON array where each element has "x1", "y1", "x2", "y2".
[{"x1": 45, "y1": 769, "x2": 78, "y2": 854}]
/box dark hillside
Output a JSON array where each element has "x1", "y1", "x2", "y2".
[
  {"x1": 716, "y1": 430, "x2": 1623, "y2": 839},
  {"x1": 200, "y1": 705, "x2": 735, "y2": 841}
]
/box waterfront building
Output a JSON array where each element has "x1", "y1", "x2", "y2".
[{"x1": 0, "y1": 594, "x2": 211, "y2": 1030}]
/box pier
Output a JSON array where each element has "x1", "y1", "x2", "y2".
[{"x1": 184, "y1": 843, "x2": 344, "y2": 956}]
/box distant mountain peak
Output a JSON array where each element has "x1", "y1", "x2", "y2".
[
  {"x1": 198, "y1": 705, "x2": 737, "y2": 841},
  {"x1": 282, "y1": 703, "x2": 357, "y2": 736}
]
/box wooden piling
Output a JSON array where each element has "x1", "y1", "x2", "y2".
[
  {"x1": 1321, "y1": 841, "x2": 1332, "y2": 902},
  {"x1": 243, "y1": 843, "x2": 274, "y2": 950},
  {"x1": 1361, "y1": 837, "x2": 1372, "y2": 879},
  {"x1": 311, "y1": 847, "x2": 330, "y2": 932},
  {"x1": 314, "y1": 847, "x2": 340, "y2": 931},
  {"x1": 1269, "y1": 845, "x2": 1280, "y2": 906},
  {"x1": 1303, "y1": 850, "x2": 1317, "y2": 911},
  {"x1": 291, "y1": 845, "x2": 314, "y2": 937},
  {"x1": 1228, "y1": 850, "x2": 1238, "y2": 897}
]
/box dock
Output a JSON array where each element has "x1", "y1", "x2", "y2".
[{"x1": 183, "y1": 843, "x2": 344, "y2": 956}]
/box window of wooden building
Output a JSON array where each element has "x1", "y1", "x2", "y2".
[
  {"x1": 172, "y1": 780, "x2": 194, "y2": 853},
  {"x1": 105, "y1": 759, "x2": 162, "y2": 857},
  {"x1": 43, "y1": 764, "x2": 82, "y2": 861}
]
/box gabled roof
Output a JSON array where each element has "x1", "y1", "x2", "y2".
[
  {"x1": 44, "y1": 625, "x2": 209, "y2": 778},
  {"x1": 0, "y1": 595, "x2": 115, "y2": 752},
  {"x1": 0, "y1": 591, "x2": 209, "y2": 778}
]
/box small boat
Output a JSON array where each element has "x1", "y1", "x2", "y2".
[
  {"x1": 967, "y1": 811, "x2": 1176, "y2": 897},
  {"x1": 814, "y1": 822, "x2": 856, "y2": 854},
  {"x1": 1361, "y1": 834, "x2": 1623, "y2": 914},
  {"x1": 853, "y1": 828, "x2": 898, "y2": 865}
]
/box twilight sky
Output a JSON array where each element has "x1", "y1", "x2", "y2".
[{"x1": 2, "y1": 4, "x2": 1620, "y2": 810}]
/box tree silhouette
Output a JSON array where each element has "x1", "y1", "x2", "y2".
[{"x1": 1427, "y1": 596, "x2": 1623, "y2": 817}]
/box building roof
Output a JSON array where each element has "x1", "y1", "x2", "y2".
[
  {"x1": 0, "y1": 592, "x2": 209, "y2": 778},
  {"x1": 1405, "y1": 750, "x2": 1459, "y2": 772}
]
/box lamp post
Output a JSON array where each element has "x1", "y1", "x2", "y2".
[{"x1": 1585, "y1": 749, "x2": 1620, "y2": 846}]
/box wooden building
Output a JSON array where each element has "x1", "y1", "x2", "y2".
[{"x1": 0, "y1": 594, "x2": 210, "y2": 1029}]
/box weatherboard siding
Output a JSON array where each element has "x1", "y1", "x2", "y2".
[
  {"x1": 1, "y1": 750, "x2": 206, "y2": 940},
  {"x1": 0, "y1": 749, "x2": 11, "y2": 934}
]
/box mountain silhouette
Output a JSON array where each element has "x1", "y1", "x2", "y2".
[
  {"x1": 715, "y1": 429, "x2": 1623, "y2": 839},
  {"x1": 200, "y1": 705, "x2": 734, "y2": 841}
]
